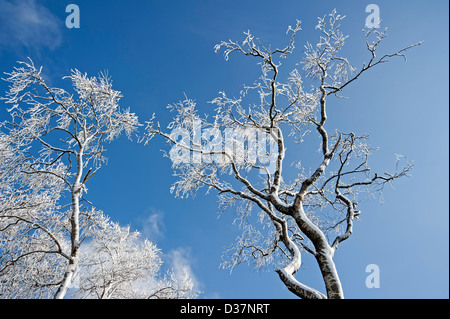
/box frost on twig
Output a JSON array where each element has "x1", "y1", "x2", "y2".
[
  {"x1": 0, "y1": 60, "x2": 197, "y2": 299},
  {"x1": 146, "y1": 10, "x2": 420, "y2": 299}
]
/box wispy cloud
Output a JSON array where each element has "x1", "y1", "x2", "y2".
[
  {"x1": 134, "y1": 209, "x2": 203, "y2": 293},
  {"x1": 0, "y1": 0, "x2": 62, "y2": 51},
  {"x1": 166, "y1": 247, "x2": 201, "y2": 290},
  {"x1": 137, "y1": 208, "x2": 166, "y2": 242}
]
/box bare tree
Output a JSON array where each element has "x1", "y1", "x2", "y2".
[
  {"x1": 144, "y1": 10, "x2": 421, "y2": 299},
  {"x1": 0, "y1": 133, "x2": 69, "y2": 298},
  {"x1": 74, "y1": 214, "x2": 198, "y2": 299},
  {"x1": 0, "y1": 61, "x2": 197, "y2": 299},
  {"x1": 0, "y1": 60, "x2": 140, "y2": 298}
]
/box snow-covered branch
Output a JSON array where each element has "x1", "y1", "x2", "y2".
[{"x1": 145, "y1": 9, "x2": 420, "y2": 299}]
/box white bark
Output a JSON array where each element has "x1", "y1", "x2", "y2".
[
  {"x1": 146, "y1": 10, "x2": 419, "y2": 299},
  {"x1": 54, "y1": 150, "x2": 83, "y2": 299},
  {"x1": 0, "y1": 60, "x2": 140, "y2": 299},
  {"x1": 1, "y1": 60, "x2": 198, "y2": 299}
]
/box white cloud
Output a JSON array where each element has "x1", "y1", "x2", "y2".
[
  {"x1": 0, "y1": 0, "x2": 62, "y2": 51},
  {"x1": 137, "y1": 208, "x2": 166, "y2": 242},
  {"x1": 166, "y1": 247, "x2": 201, "y2": 290},
  {"x1": 135, "y1": 210, "x2": 203, "y2": 295}
]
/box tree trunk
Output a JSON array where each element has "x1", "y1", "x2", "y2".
[
  {"x1": 315, "y1": 249, "x2": 344, "y2": 299},
  {"x1": 291, "y1": 202, "x2": 344, "y2": 299},
  {"x1": 54, "y1": 150, "x2": 83, "y2": 299}
]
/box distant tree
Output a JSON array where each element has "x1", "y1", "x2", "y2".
[
  {"x1": 74, "y1": 214, "x2": 197, "y2": 299},
  {"x1": 144, "y1": 10, "x2": 421, "y2": 299},
  {"x1": 0, "y1": 61, "x2": 197, "y2": 299}
]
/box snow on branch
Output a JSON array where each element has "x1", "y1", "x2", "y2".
[{"x1": 145, "y1": 9, "x2": 421, "y2": 299}]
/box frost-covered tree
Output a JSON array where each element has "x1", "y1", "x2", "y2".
[
  {"x1": 0, "y1": 61, "x2": 197, "y2": 299},
  {"x1": 0, "y1": 59, "x2": 139, "y2": 298},
  {"x1": 0, "y1": 133, "x2": 69, "y2": 298},
  {"x1": 74, "y1": 215, "x2": 197, "y2": 299},
  {"x1": 144, "y1": 10, "x2": 421, "y2": 299}
]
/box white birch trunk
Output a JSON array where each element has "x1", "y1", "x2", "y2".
[
  {"x1": 293, "y1": 202, "x2": 344, "y2": 299},
  {"x1": 54, "y1": 150, "x2": 83, "y2": 299}
]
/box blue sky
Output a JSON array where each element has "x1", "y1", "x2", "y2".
[{"x1": 0, "y1": 0, "x2": 448, "y2": 299}]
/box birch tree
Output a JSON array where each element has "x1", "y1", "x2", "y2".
[
  {"x1": 0, "y1": 60, "x2": 140, "y2": 298},
  {"x1": 74, "y1": 215, "x2": 197, "y2": 299},
  {"x1": 0, "y1": 61, "x2": 198, "y2": 299},
  {"x1": 0, "y1": 131, "x2": 69, "y2": 298},
  {"x1": 144, "y1": 10, "x2": 421, "y2": 299}
]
